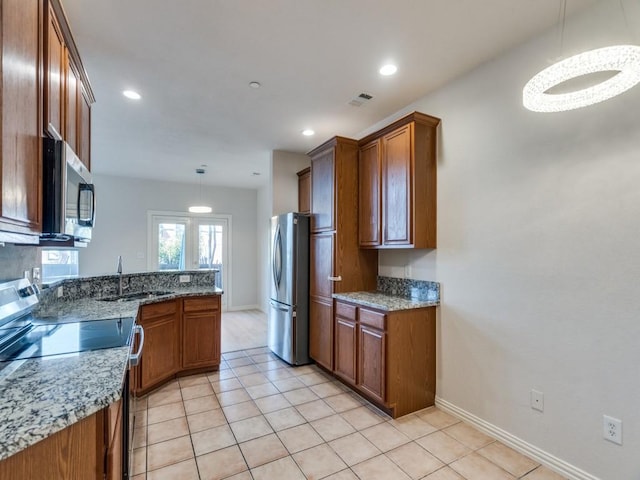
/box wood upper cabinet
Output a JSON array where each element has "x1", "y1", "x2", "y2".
[
  {"x1": 44, "y1": 2, "x2": 64, "y2": 140},
  {"x1": 382, "y1": 124, "x2": 412, "y2": 245},
  {"x1": 182, "y1": 296, "x2": 221, "y2": 370},
  {"x1": 137, "y1": 300, "x2": 180, "y2": 393},
  {"x1": 333, "y1": 299, "x2": 436, "y2": 418},
  {"x1": 0, "y1": 0, "x2": 43, "y2": 241},
  {"x1": 310, "y1": 146, "x2": 335, "y2": 232},
  {"x1": 44, "y1": 0, "x2": 94, "y2": 170},
  {"x1": 297, "y1": 167, "x2": 311, "y2": 214},
  {"x1": 78, "y1": 84, "x2": 92, "y2": 169},
  {"x1": 358, "y1": 112, "x2": 440, "y2": 249},
  {"x1": 64, "y1": 49, "x2": 79, "y2": 155},
  {"x1": 358, "y1": 140, "x2": 381, "y2": 247}
]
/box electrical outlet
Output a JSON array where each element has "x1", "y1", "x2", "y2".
[
  {"x1": 179, "y1": 275, "x2": 191, "y2": 283},
  {"x1": 530, "y1": 389, "x2": 544, "y2": 412},
  {"x1": 57, "y1": 286, "x2": 64, "y2": 298},
  {"x1": 404, "y1": 264, "x2": 412, "y2": 278},
  {"x1": 32, "y1": 267, "x2": 41, "y2": 285},
  {"x1": 603, "y1": 415, "x2": 622, "y2": 445},
  {"x1": 24, "y1": 270, "x2": 31, "y2": 281}
]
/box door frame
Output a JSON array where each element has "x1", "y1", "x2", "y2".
[{"x1": 147, "y1": 210, "x2": 232, "y2": 309}]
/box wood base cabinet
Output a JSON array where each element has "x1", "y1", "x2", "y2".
[
  {"x1": 333, "y1": 299, "x2": 436, "y2": 418},
  {"x1": 134, "y1": 295, "x2": 222, "y2": 396},
  {"x1": 0, "y1": 401, "x2": 123, "y2": 480},
  {"x1": 137, "y1": 300, "x2": 180, "y2": 394},
  {"x1": 182, "y1": 296, "x2": 221, "y2": 369}
]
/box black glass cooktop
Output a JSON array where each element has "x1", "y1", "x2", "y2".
[{"x1": 0, "y1": 317, "x2": 135, "y2": 362}]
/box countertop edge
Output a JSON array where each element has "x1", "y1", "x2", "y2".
[{"x1": 332, "y1": 291, "x2": 440, "y2": 311}]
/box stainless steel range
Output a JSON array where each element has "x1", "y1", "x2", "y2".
[{"x1": 0, "y1": 277, "x2": 142, "y2": 478}]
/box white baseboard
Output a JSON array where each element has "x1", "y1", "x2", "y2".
[
  {"x1": 435, "y1": 397, "x2": 600, "y2": 480},
  {"x1": 225, "y1": 304, "x2": 260, "y2": 312}
]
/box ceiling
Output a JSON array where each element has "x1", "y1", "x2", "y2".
[{"x1": 61, "y1": 0, "x2": 597, "y2": 189}]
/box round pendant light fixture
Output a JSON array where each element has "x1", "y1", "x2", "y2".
[
  {"x1": 523, "y1": 45, "x2": 640, "y2": 112},
  {"x1": 188, "y1": 168, "x2": 212, "y2": 214}
]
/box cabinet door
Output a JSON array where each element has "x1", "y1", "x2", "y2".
[
  {"x1": 64, "y1": 50, "x2": 79, "y2": 153},
  {"x1": 310, "y1": 232, "x2": 335, "y2": 298},
  {"x1": 382, "y1": 124, "x2": 412, "y2": 246},
  {"x1": 78, "y1": 85, "x2": 91, "y2": 170},
  {"x1": 334, "y1": 303, "x2": 357, "y2": 385},
  {"x1": 44, "y1": 3, "x2": 64, "y2": 140},
  {"x1": 182, "y1": 310, "x2": 220, "y2": 369},
  {"x1": 0, "y1": 0, "x2": 42, "y2": 236},
  {"x1": 358, "y1": 324, "x2": 386, "y2": 404},
  {"x1": 310, "y1": 147, "x2": 335, "y2": 232},
  {"x1": 106, "y1": 399, "x2": 123, "y2": 480},
  {"x1": 359, "y1": 140, "x2": 381, "y2": 247},
  {"x1": 297, "y1": 168, "x2": 311, "y2": 214},
  {"x1": 139, "y1": 313, "x2": 180, "y2": 391},
  {"x1": 309, "y1": 297, "x2": 333, "y2": 370}
]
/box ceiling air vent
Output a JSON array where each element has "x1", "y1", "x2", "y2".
[{"x1": 348, "y1": 92, "x2": 373, "y2": 107}]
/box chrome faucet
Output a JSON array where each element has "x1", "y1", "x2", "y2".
[{"x1": 117, "y1": 256, "x2": 124, "y2": 296}]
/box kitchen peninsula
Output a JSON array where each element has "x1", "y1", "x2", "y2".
[{"x1": 0, "y1": 270, "x2": 221, "y2": 479}]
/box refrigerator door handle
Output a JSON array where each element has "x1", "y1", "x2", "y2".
[
  {"x1": 328, "y1": 275, "x2": 342, "y2": 282},
  {"x1": 272, "y1": 224, "x2": 282, "y2": 290},
  {"x1": 270, "y1": 300, "x2": 290, "y2": 312}
]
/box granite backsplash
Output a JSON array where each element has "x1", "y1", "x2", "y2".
[
  {"x1": 38, "y1": 270, "x2": 218, "y2": 308},
  {"x1": 377, "y1": 276, "x2": 440, "y2": 302}
]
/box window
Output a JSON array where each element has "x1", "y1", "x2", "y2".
[
  {"x1": 148, "y1": 212, "x2": 230, "y2": 306},
  {"x1": 41, "y1": 249, "x2": 79, "y2": 283}
]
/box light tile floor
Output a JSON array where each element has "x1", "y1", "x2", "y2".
[{"x1": 131, "y1": 348, "x2": 567, "y2": 480}]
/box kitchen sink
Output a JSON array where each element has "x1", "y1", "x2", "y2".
[{"x1": 98, "y1": 290, "x2": 175, "y2": 302}]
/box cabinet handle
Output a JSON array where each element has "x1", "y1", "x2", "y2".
[
  {"x1": 328, "y1": 276, "x2": 342, "y2": 282},
  {"x1": 129, "y1": 325, "x2": 145, "y2": 367}
]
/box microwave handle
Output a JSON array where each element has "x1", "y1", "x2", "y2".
[{"x1": 77, "y1": 183, "x2": 96, "y2": 227}]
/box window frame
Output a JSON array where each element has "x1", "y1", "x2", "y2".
[{"x1": 147, "y1": 210, "x2": 231, "y2": 308}]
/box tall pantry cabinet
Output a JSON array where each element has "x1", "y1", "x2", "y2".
[{"x1": 308, "y1": 137, "x2": 377, "y2": 371}]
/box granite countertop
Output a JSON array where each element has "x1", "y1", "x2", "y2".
[
  {"x1": 0, "y1": 285, "x2": 222, "y2": 461},
  {"x1": 33, "y1": 286, "x2": 224, "y2": 322},
  {"x1": 333, "y1": 291, "x2": 439, "y2": 311}
]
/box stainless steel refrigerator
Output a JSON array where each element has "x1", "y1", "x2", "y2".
[{"x1": 268, "y1": 212, "x2": 311, "y2": 365}]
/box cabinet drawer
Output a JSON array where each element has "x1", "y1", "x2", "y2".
[
  {"x1": 183, "y1": 296, "x2": 220, "y2": 313},
  {"x1": 335, "y1": 301, "x2": 356, "y2": 320},
  {"x1": 140, "y1": 300, "x2": 177, "y2": 320},
  {"x1": 359, "y1": 308, "x2": 386, "y2": 330}
]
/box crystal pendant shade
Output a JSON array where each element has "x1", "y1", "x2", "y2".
[{"x1": 523, "y1": 45, "x2": 640, "y2": 112}]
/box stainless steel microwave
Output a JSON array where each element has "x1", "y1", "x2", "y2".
[{"x1": 41, "y1": 138, "x2": 95, "y2": 246}]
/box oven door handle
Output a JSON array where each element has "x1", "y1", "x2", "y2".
[{"x1": 129, "y1": 325, "x2": 144, "y2": 367}]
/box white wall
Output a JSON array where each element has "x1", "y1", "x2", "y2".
[
  {"x1": 359, "y1": 2, "x2": 640, "y2": 478},
  {"x1": 256, "y1": 150, "x2": 310, "y2": 313},
  {"x1": 80, "y1": 174, "x2": 258, "y2": 309},
  {"x1": 272, "y1": 150, "x2": 310, "y2": 215}
]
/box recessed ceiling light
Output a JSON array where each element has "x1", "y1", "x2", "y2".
[
  {"x1": 123, "y1": 90, "x2": 141, "y2": 100},
  {"x1": 302, "y1": 129, "x2": 315, "y2": 136},
  {"x1": 249, "y1": 81, "x2": 261, "y2": 89},
  {"x1": 379, "y1": 64, "x2": 398, "y2": 76}
]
